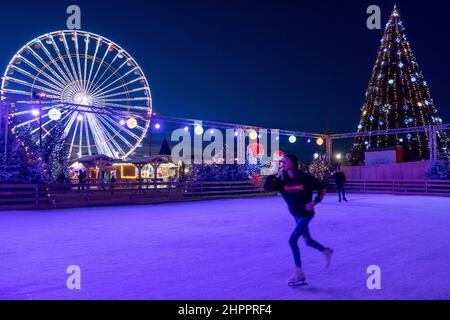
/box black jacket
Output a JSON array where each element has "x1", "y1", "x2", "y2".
[
  {"x1": 334, "y1": 172, "x2": 346, "y2": 186},
  {"x1": 264, "y1": 173, "x2": 326, "y2": 217}
]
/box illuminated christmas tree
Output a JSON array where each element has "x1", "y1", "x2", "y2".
[
  {"x1": 309, "y1": 155, "x2": 331, "y2": 181},
  {"x1": 351, "y1": 5, "x2": 449, "y2": 163}
]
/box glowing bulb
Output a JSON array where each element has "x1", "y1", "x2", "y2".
[
  {"x1": 316, "y1": 138, "x2": 324, "y2": 146},
  {"x1": 313, "y1": 153, "x2": 319, "y2": 160},
  {"x1": 48, "y1": 108, "x2": 61, "y2": 121},
  {"x1": 155, "y1": 123, "x2": 161, "y2": 129},
  {"x1": 127, "y1": 117, "x2": 137, "y2": 129},
  {"x1": 249, "y1": 130, "x2": 258, "y2": 140},
  {"x1": 119, "y1": 120, "x2": 125, "y2": 126},
  {"x1": 77, "y1": 114, "x2": 83, "y2": 121},
  {"x1": 289, "y1": 135, "x2": 297, "y2": 143},
  {"x1": 31, "y1": 109, "x2": 39, "y2": 117},
  {"x1": 194, "y1": 125, "x2": 204, "y2": 135},
  {"x1": 335, "y1": 153, "x2": 342, "y2": 160},
  {"x1": 184, "y1": 126, "x2": 189, "y2": 132}
]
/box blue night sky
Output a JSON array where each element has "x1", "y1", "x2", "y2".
[{"x1": 1, "y1": 0, "x2": 449, "y2": 158}]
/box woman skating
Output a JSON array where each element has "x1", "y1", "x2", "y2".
[{"x1": 264, "y1": 154, "x2": 333, "y2": 286}]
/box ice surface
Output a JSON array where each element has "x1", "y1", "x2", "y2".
[{"x1": 0, "y1": 193, "x2": 449, "y2": 300}]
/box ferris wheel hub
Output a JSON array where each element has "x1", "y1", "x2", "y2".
[{"x1": 73, "y1": 92, "x2": 93, "y2": 106}]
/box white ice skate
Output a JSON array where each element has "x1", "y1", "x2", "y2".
[
  {"x1": 288, "y1": 267, "x2": 307, "y2": 287},
  {"x1": 323, "y1": 247, "x2": 334, "y2": 268}
]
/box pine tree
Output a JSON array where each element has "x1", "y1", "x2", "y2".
[
  {"x1": 351, "y1": 5, "x2": 449, "y2": 163},
  {"x1": 41, "y1": 122, "x2": 71, "y2": 182},
  {"x1": 0, "y1": 125, "x2": 48, "y2": 184},
  {"x1": 4, "y1": 120, "x2": 70, "y2": 183},
  {"x1": 426, "y1": 161, "x2": 450, "y2": 180},
  {"x1": 309, "y1": 156, "x2": 331, "y2": 181},
  {"x1": 246, "y1": 158, "x2": 262, "y2": 177}
]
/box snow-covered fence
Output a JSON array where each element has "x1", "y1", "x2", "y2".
[
  {"x1": 0, "y1": 180, "x2": 274, "y2": 210},
  {"x1": 326, "y1": 180, "x2": 450, "y2": 197}
]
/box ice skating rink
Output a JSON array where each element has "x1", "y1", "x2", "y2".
[{"x1": 1, "y1": 193, "x2": 449, "y2": 300}]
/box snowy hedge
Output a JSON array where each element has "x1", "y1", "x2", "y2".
[
  {"x1": 189, "y1": 164, "x2": 250, "y2": 182},
  {"x1": 425, "y1": 161, "x2": 450, "y2": 180}
]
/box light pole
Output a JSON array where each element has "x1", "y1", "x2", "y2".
[{"x1": 148, "y1": 127, "x2": 152, "y2": 157}]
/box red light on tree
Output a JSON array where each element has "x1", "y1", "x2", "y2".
[
  {"x1": 273, "y1": 150, "x2": 285, "y2": 161},
  {"x1": 247, "y1": 143, "x2": 265, "y2": 158}
]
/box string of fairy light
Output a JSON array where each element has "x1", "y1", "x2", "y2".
[
  {"x1": 354, "y1": 6, "x2": 449, "y2": 160},
  {"x1": 150, "y1": 113, "x2": 325, "y2": 142},
  {"x1": 1, "y1": 96, "x2": 449, "y2": 164},
  {"x1": 149, "y1": 113, "x2": 449, "y2": 160},
  {"x1": 1, "y1": 96, "x2": 329, "y2": 163}
]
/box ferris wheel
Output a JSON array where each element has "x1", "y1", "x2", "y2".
[{"x1": 1, "y1": 30, "x2": 152, "y2": 159}]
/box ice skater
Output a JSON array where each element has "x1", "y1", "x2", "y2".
[
  {"x1": 264, "y1": 154, "x2": 333, "y2": 286},
  {"x1": 333, "y1": 166, "x2": 348, "y2": 202}
]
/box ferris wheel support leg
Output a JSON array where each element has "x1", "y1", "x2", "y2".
[
  {"x1": 0, "y1": 101, "x2": 3, "y2": 147},
  {"x1": 325, "y1": 136, "x2": 333, "y2": 164},
  {"x1": 2, "y1": 101, "x2": 10, "y2": 164},
  {"x1": 428, "y1": 126, "x2": 437, "y2": 161},
  {"x1": 148, "y1": 130, "x2": 152, "y2": 157}
]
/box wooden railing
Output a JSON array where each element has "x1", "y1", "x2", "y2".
[
  {"x1": 326, "y1": 180, "x2": 450, "y2": 197},
  {"x1": 1, "y1": 179, "x2": 449, "y2": 210},
  {"x1": 0, "y1": 180, "x2": 272, "y2": 210}
]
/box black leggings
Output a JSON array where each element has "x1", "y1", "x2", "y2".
[{"x1": 289, "y1": 217, "x2": 325, "y2": 267}]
